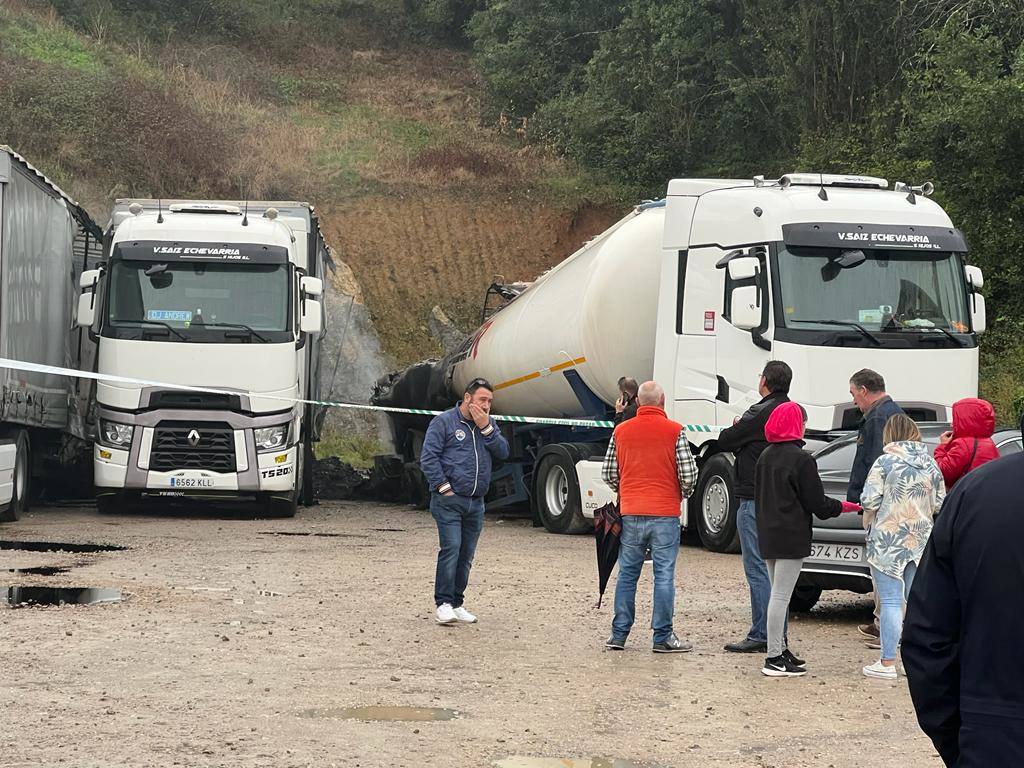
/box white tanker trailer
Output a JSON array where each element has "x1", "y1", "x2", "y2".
[{"x1": 374, "y1": 173, "x2": 986, "y2": 551}]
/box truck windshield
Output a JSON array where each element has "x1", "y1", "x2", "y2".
[
  {"x1": 105, "y1": 260, "x2": 291, "y2": 342},
  {"x1": 775, "y1": 246, "x2": 970, "y2": 334}
]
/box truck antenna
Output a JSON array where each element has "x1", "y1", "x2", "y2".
[
  {"x1": 157, "y1": 198, "x2": 164, "y2": 224},
  {"x1": 817, "y1": 173, "x2": 828, "y2": 201},
  {"x1": 242, "y1": 201, "x2": 249, "y2": 227}
]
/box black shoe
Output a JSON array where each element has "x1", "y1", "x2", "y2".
[
  {"x1": 605, "y1": 635, "x2": 626, "y2": 650},
  {"x1": 652, "y1": 633, "x2": 693, "y2": 653},
  {"x1": 761, "y1": 654, "x2": 806, "y2": 677},
  {"x1": 782, "y1": 649, "x2": 806, "y2": 669},
  {"x1": 724, "y1": 638, "x2": 768, "y2": 653}
]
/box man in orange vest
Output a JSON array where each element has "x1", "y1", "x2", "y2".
[{"x1": 602, "y1": 380, "x2": 698, "y2": 652}]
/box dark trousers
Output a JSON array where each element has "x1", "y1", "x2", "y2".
[{"x1": 430, "y1": 492, "x2": 485, "y2": 608}]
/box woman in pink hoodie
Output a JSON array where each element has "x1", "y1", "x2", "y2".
[
  {"x1": 934, "y1": 398, "x2": 1000, "y2": 490},
  {"x1": 755, "y1": 402, "x2": 860, "y2": 677}
]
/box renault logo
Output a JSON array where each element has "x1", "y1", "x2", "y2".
[{"x1": 187, "y1": 429, "x2": 201, "y2": 447}]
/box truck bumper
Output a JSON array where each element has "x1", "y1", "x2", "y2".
[{"x1": 94, "y1": 408, "x2": 298, "y2": 496}]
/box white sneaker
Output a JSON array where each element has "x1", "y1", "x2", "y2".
[
  {"x1": 863, "y1": 660, "x2": 898, "y2": 680},
  {"x1": 453, "y1": 606, "x2": 477, "y2": 623},
  {"x1": 435, "y1": 603, "x2": 456, "y2": 624}
]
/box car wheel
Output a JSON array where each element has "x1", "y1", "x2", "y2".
[
  {"x1": 790, "y1": 583, "x2": 823, "y2": 612},
  {"x1": 694, "y1": 454, "x2": 741, "y2": 553}
]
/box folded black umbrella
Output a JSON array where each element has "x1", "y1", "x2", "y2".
[{"x1": 593, "y1": 500, "x2": 622, "y2": 608}]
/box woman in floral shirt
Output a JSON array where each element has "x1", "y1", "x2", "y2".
[{"x1": 859, "y1": 414, "x2": 945, "y2": 680}]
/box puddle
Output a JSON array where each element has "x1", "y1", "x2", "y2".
[
  {"x1": 257, "y1": 531, "x2": 367, "y2": 539},
  {"x1": 5, "y1": 586, "x2": 122, "y2": 607},
  {"x1": 7, "y1": 566, "x2": 70, "y2": 576},
  {"x1": 0, "y1": 540, "x2": 126, "y2": 553},
  {"x1": 495, "y1": 759, "x2": 648, "y2": 768},
  {"x1": 299, "y1": 706, "x2": 459, "y2": 722}
]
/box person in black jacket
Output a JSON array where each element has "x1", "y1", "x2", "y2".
[
  {"x1": 847, "y1": 368, "x2": 905, "y2": 642},
  {"x1": 902, "y1": 413, "x2": 1024, "y2": 767},
  {"x1": 755, "y1": 401, "x2": 858, "y2": 677},
  {"x1": 717, "y1": 361, "x2": 791, "y2": 654},
  {"x1": 614, "y1": 377, "x2": 639, "y2": 424}
]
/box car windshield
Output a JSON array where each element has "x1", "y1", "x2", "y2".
[
  {"x1": 776, "y1": 246, "x2": 970, "y2": 333},
  {"x1": 106, "y1": 260, "x2": 290, "y2": 338}
]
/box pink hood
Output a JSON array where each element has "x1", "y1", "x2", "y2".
[{"x1": 765, "y1": 401, "x2": 805, "y2": 443}]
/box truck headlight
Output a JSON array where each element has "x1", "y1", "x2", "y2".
[
  {"x1": 254, "y1": 424, "x2": 289, "y2": 452},
  {"x1": 99, "y1": 419, "x2": 134, "y2": 448}
]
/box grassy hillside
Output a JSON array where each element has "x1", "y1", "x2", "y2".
[{"x1": 0, "y1": 0, "x2": 630, "y2": 366}]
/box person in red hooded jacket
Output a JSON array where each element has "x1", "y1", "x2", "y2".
[{"x1": 933, "y1": 398, "x2": 1000, "y2": 491}]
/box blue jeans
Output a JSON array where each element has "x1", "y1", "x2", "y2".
[
  {"x1": 612, "y1": 515, "x2": 680, "y2": 645},
  {"x1": 736, "y1": 499, "x2": 786, "y2": 643},
  {"x1": 430, "y1": 493, "x2": 485, "y2": 608},
  {"x1": 871, "y1": 562, "x2": 917, "y2": 661}
]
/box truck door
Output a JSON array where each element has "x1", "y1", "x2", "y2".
[{"x1": 716, "y1": 245, "x2": 772, "y2": 423}]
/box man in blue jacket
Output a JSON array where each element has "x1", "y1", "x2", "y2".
[
  {"x1": 420, "y1": 378, "x2": 510, "y2": 625},
  {"x1": 902, "y1": 412, "x2": 1024, "y2": 766}
]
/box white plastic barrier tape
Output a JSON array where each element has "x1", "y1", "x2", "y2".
[{"x1": 0, "y1": 357, "x2": 722, "y2": 434}]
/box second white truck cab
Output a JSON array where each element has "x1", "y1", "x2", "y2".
[
  {"x1": 376, "y1": 173, "x2": 985, "y2": 550},
  {"x1": 78, "y1": 200, "x2": 331, "y2": 516}
]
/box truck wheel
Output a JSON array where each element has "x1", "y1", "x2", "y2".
[
  {"x1": 790, "y1": 583, "x2": 823, "y2": 613},
  {"x1": 535, "y1": 452, "x2": 588, "y2": 534},
  {"x1": 694, "y1": 454, "x2": 741, "y2": 553},
  {"x1": 259, "y1": 493, "x2": 297, "y2": 519},
  {"x1": 0, "y1": 431, "x2": 31, "y2": 522},
  {"x1": 300, "y1": 438, "x2": 315, "y2": 507},
  {"x1": 96, "y1": 493, "x2": 136, "y2": 515}
]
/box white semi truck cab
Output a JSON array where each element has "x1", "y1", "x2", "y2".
[
  {"x1": 375, "y1": 173, "x2": 986, "y2": 550},
  {"x1": 77, "y1": 200, "x2": 332, "y2": 516}
]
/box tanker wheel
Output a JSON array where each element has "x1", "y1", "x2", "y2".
[
  {"x1": 535, "y1": 452, "x2": 588, "y2": 534},
  {"x1": 694, "y1": 454, "x2": 741, "y2": 553}
]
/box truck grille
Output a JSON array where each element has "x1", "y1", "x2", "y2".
[{"x1": 150, "y1": 422, "x2": 235, "y2": 473}]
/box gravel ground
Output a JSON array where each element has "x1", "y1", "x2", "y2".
[{"x1": 1, "y1": 501, "x2": 943, "y2": 767}]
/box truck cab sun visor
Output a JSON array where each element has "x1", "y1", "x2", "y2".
[
  {"x1": 782, "y1": 223, "x2": 969, "y2": 253},
  {"x1": 113, "y1": 240, "x2": 289, "y2": 264}
]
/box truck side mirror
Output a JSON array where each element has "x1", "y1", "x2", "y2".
[
  {"x1": 964, "y1": 265, "x2": 986, "y2": 333},
  {"x1": 300, "y1": 276, "x2": 324, "y2": 297},
  {"x1": 76, "y1": 293, "x2": 96, "y2": 328},
  {"x1": 730, "y1": 285, "x2": 761, "y2": 331},
  {"x1": 727, "y1": 257, "x2": 759, "y2": 281},
  {"x1": 76, "y1": 269, "x2": 102, "y2": 328},
  {"x1": 300, "y1": 299, "x2": 322, "y2": 335}
]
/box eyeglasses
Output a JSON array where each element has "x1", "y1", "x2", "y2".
[{"x1": 466, "y1": 378, "x2": 493, "y2": 392}]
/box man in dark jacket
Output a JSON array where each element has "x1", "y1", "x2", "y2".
[
  {"x1": 902, "y1": 416, "x2": 1024, "y2": 766},
  {"x1": 420, "y1": 378, "x2": 510, "y2": 625},
  {"x1": 847, "y1": 368, "x2": 905, "y2": 503},
  {"x1": 847, "y1": 368, "x2": 905, "y2": 641},
  {"x1": 717, "y1": 360, "x2": 791, "y2": 653},
  {"x1": 614, "y1": 377, "x2": 639, "y2": 424}
]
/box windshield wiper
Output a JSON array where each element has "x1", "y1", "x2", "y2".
[
  {"x1": 790, "y1": 319, "x2": 881, "y2": 346},
  {"x1": 908, "y1": 327, "x2": 966, "y2": 347},
  {"x1": 121, "y1": 319, "x2": 189, "y2": 341},
  {"x1": 196, "y1": 322, "x2": 270, "y2": 343}
]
